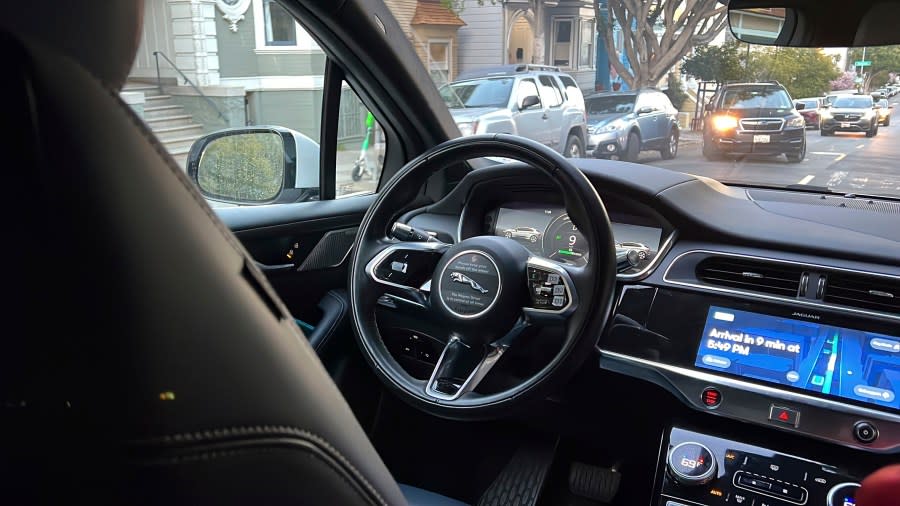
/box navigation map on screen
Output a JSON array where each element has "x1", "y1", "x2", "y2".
[{"x1": 695, "y1": 306, "x2": 900, "y2": 410}]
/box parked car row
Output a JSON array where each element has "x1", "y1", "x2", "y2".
[{"x1": 439, "y1": 65, "x2": 682, "y2": 162}]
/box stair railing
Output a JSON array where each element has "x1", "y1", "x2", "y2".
[{"x1": 153, "y1": 51, "x2": 226, "y2": 123}]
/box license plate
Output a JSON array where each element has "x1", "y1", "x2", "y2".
[
  {"x1": 841, "y1": 122, "x2": 850, "y2": 128},
  {"x1": 753, "y1": 134, "x2": 770, "y2": 143}
]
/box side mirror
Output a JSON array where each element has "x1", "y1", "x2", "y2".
[
  {"x1": 637, "y1": 106, "x2": 654, "y2": 115},
  {"x1": 794, "y1": 102, "x2": 806, "y2": 111},
  {"x1": 187, "y1": 126, "x2": 320, "y2": 206},
  {"x1": 703, "y1": 103, "x2": 715, "y2": 114},
  {"x1": 520, "y1": 94, "x2": 541, "y2": 110},
  {"x1": 875, "y1": 104, "x2": 883, "y2": 110}
]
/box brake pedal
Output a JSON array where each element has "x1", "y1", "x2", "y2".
[{"x1": 568, "y1": 462, "x2": 621, "y2": 503}]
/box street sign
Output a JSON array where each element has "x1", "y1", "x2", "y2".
[{"x1": 855, "y1": 60, "x2": 872, "y2": 66}]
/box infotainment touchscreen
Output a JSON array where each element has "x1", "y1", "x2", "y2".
[{"x1": 695, "y1": 306, "x2": 900, "y2": 410}]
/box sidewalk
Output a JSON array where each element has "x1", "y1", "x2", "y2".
[{"x1": 680, "y1": 129, "x2": 702, "y2": 146}]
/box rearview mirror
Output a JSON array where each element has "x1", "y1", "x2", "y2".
[
  {"x1": 636, "y1": 106, "x2": 654, "y2": 115},
  {"x1": 187, "y1": 126, "x2": 320, "y2": 205},
  {"x1": 794, "y1": 102, "x2": 806, "y2": 111},
  {"x1": 728, "y1": 7, "x2": 789, "y2": 45},
  {"x1": 520, "y1": 94, "x2": 541, "y2": 110}
]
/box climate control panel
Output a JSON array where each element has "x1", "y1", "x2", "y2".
[{"x1": 657, "y1": 428, "x2": 860, "y2": 506}]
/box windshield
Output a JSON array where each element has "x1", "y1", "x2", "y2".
[
  {"x1": 833, "y1": 96, "x2": 873, "y2": 108},
  {"x1": 377, "y1": 2, "x2": 900, "y2": 199},
  {"x1": 722, "y1": 88, "x2": 793, "y2": 109},
  {"x1": 587, "y1": 95, "x2": 636, "y2": 115},
  {"x1": 440, "y1": 78, "x2": 513, "y2": 109}
]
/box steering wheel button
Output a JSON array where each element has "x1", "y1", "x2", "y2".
[
  {"x1": 552, "y1": 296, "x2": 565, "y2": 307},
  {"x1": 547, "y1": 273, "x2": 561, "y2": 284},
  {"x1": 552, "y1": 285, "x2": 565, "y2": 296}
]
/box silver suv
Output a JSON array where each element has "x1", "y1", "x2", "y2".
[{"x1": 440, "y1": 65, "x2": 588, "y2": 157}]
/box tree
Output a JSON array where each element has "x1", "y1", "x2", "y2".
[
  {"x1": 681, "y1": 41, "x2": 751, "y2": 83},
  {"x1": 752, "y1": 47, "x2": 840, "y2": 98},
  {"x1": 595, "y1": 0, "x2": 729, "y2": 89},
  {"x1": 830, "y1": 71, "x2": 857, "y2": 91},
  {"x1": 663, "y1": 73, "x2": 688, "y2": 109}
]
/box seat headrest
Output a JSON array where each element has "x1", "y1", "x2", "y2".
[{"x1": 0, "y1": 0, "x2": 143, "y2": 90}]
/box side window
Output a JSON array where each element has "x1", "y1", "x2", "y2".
[
  {"x1": 127, "y1": 5, "x2": 385, "y2": 205},
  {"x1": 653, "y1": 93, "x2": 669, "y2": 112},
  {"x1": 538, "y1": 75, "x2": 563, "y2": 108},
  {"x1": 635, "y1": 93, "x2": 650, "y2": 111},
  {"x1": 517, "y1": 79, "x2": 541, "y2": 108},
  {"x1": 336, "y1": 82, "x2": 384, "y2": 198}
]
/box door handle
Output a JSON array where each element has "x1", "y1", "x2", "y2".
[
  {"x1": 542, "y1": 113, "x2": 549, "y2": 120},
  {"x1": 254, "y1": 261, "x2": 295, "y2": 274}
]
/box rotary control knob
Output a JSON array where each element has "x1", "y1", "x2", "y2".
[
  {"x1": 826, "y1": 482, "x2": 860, "y2": 506},
  {"x1": 667, "y1": 442, "x2": 718, "y2": 486}
]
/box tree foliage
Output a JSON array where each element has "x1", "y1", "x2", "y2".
[
  {"x1": 830, "y1": 71, "x2": 857, "y2": 91},
  {"x1": 663, "y1": 73, "x2": 688, "y2": 109},
  {"x1": 596, "y1": 0, "x2": 728, "y2": 89},
  {"x1": 681, "y1": 42, "x2": 751, "y2": 83},
  {"x1": 751, "y1": 47, "x2": 840, "y2": 99}
]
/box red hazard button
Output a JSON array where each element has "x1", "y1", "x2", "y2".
[
  {"x1": 769, "y1": 405, "x2": 800, "y2": 427},
  {"x1": 701, "y1": 387, "x2": 722, "y2": 408}
]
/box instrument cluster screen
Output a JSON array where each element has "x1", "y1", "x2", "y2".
[{"x1": 492, "y1": 204, "x2": 662, "y2": 271}]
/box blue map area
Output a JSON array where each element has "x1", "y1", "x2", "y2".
[{"x1": 695, "y1": 306, "x2": 900, "y2": 410}]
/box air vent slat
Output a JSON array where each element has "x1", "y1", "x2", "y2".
[
  {"x1": 696, "y1": 257, "x2": 803, "y2": 297},
  {"x1": 824, "y1": 273, "x2": 900, "y2": 315}
]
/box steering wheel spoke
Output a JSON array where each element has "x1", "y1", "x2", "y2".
[
  {"x1": 425, "y1": 317, "x2": 530, "y2": 401},
  {"x1": 523, "y1": 257, "x2": 580, "y2": 325},
  {"x1": 364, "y1": 240, "x2": 449, "y2": 308}
]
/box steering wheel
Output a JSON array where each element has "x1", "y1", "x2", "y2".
[{"x1": 349, "y1": 134, "x2": 617, "y2": 419}]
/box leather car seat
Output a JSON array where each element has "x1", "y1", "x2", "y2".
[{"x1": 0, "y1": 1, "x2": 464, "y2": 504}]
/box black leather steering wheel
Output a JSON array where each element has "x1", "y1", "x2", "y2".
[{"x1": 349, "y1": 134, "x2": 617, "y2": 419}]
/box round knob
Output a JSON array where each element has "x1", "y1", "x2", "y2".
[
  {"x1": 667, "y1": 442, "x2": 717, "y2": 486},
  {"x1": 827, "y1": 482, "x2": 860, "y2": 506}
]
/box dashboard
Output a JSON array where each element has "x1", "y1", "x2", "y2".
[{"x1": 401, "y1": 160, "x2": 900, "y2": 467}]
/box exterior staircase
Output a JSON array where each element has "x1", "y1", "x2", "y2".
[{"x1": 121, "y1": 82, "x2": 206, "y2": 168}]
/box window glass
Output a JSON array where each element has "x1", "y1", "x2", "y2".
[
  {"x1": 428, "y1": 41, "x2": 451, "y2": 86},
  {"x1": 517, "y1": 79, "x2": 541, "y2": 108},
  {"x1": 579, "y1": 20, "x2": 594, "y2": 68},
  {"x1": 440, "y1": 78, "x2": 514, "y2": 109},
  {"x1": 336, "y1": 82, "x2": 384, "y2": 198},
  {"x1": 552, "y1": 19, "x2": 572, "y2": 67},
  {"x1": 538, "y1": 76, "x2": 563, "y2": 107},
  {"x1": 263, "y1": 0, "x2": 297, "y2": 46}
]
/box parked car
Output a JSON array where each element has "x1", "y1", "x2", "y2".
[
  {"x1": 702, "y1": 81, "x2": 807, "y2": 163},
  {"x1": 584, "y1": 89, "x2": 680, "y2": 162},
  {"x1": 439, "y1": 65, "x2": 588, "y2": 157},
  {"x1": 795, "y1": 97, "x2": 826, "y2": 129},
  {"x1": 877, "y1": 98, "x2": 893, "y2": 125},
  {"x1": 820, "y1": 94, "x2": 880, "y2": 136},
  {"x1": 502, "y1": 226, "x2": 542, "y2": 242}
]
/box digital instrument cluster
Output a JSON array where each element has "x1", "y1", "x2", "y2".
[{"x1": 491, "y1": 203, "x2": 663, "y2": 271}]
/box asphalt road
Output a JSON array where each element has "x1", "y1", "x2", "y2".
[{"x1": 642, "y1": 104, "x2": 900, "y2": 198}]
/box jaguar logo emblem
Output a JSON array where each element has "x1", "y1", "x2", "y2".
[{"x1": 449, "y1": 272, "x2": 489, "y2": 294}]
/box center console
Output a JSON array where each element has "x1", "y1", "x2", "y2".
[
  {"x1": 600, "y1": 286, "x2": 900, "y2": 452},
  {"x1": 657, "y1": 427, "x2": 862, "y2": 506}
]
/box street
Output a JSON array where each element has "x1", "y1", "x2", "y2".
[{"x1": 641, "y1": 103, "x2": 900, "y2": 197}]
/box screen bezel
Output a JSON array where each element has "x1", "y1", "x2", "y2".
[{"x1": 628, "y1": 288, "x2": 900, "y2": 415}]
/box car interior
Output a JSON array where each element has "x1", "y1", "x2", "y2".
[{"x1": 1, "y1": 0, "x2": 899, "y2": 505}]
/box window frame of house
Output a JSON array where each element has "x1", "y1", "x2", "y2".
[
  {"x1": 427, "y1": 39, "x2": 452, "y2": 84},
  {"x1": 252, "y1": 0, "x2": 319, "y2": 53},
  {"x1": 578, "y1": 18, "x2": 595, "y2": 69},
  {"x1": 551, "y1": 17, "x2": 575, "y2": 69}
]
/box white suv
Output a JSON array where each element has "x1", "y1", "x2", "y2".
[{"x1": 440, "y1": 65, "x2": 588, "y2": 157}]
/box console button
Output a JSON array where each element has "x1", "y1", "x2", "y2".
[
  {"x1": 701, "y1": 387, "x2": 722, "y2": 408},
  {"x1": 853, "y1": 421, "x2": 878, "y2": 444},
  {"x1": 667, "y1": 442, "x2": 717, "y2": 486},
  {"x1": 737, "y1": 473, "x2": 772, "y2": 491},
  {"x1": 827, "y1": 482, "x2": 860, "y2": 506},
  {"x1": 768, "y1": 405, "x2": 800, "y2": 427}
]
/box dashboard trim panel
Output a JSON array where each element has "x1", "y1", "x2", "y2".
[
  {"x1": 599, "y1": 349, "x2": 900, "y2": 452},
  {"x1": 662, "y1": 249, "x2": 900, "y2": 322},
  {"x1": 618, "y1": 230, "x2": 678, "y2": 281}
]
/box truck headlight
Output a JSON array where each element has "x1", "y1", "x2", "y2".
[
  {"x1": 711, "y1": 115, "x2": 739, "y2": 131},
  {"x1": 786, "y1": 116, "x2": 805, "y2": 128},
  {"x1": 592, "y1": 120, "x2": 626, "y2": 134}
]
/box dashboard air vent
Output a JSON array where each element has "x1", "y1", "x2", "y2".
[
  {"x1": 824, "y1": 273, "x2": 900, "y2": 315},
  {"x1": 696, "y1": 257, "x2": 803, "y2": 297}
]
